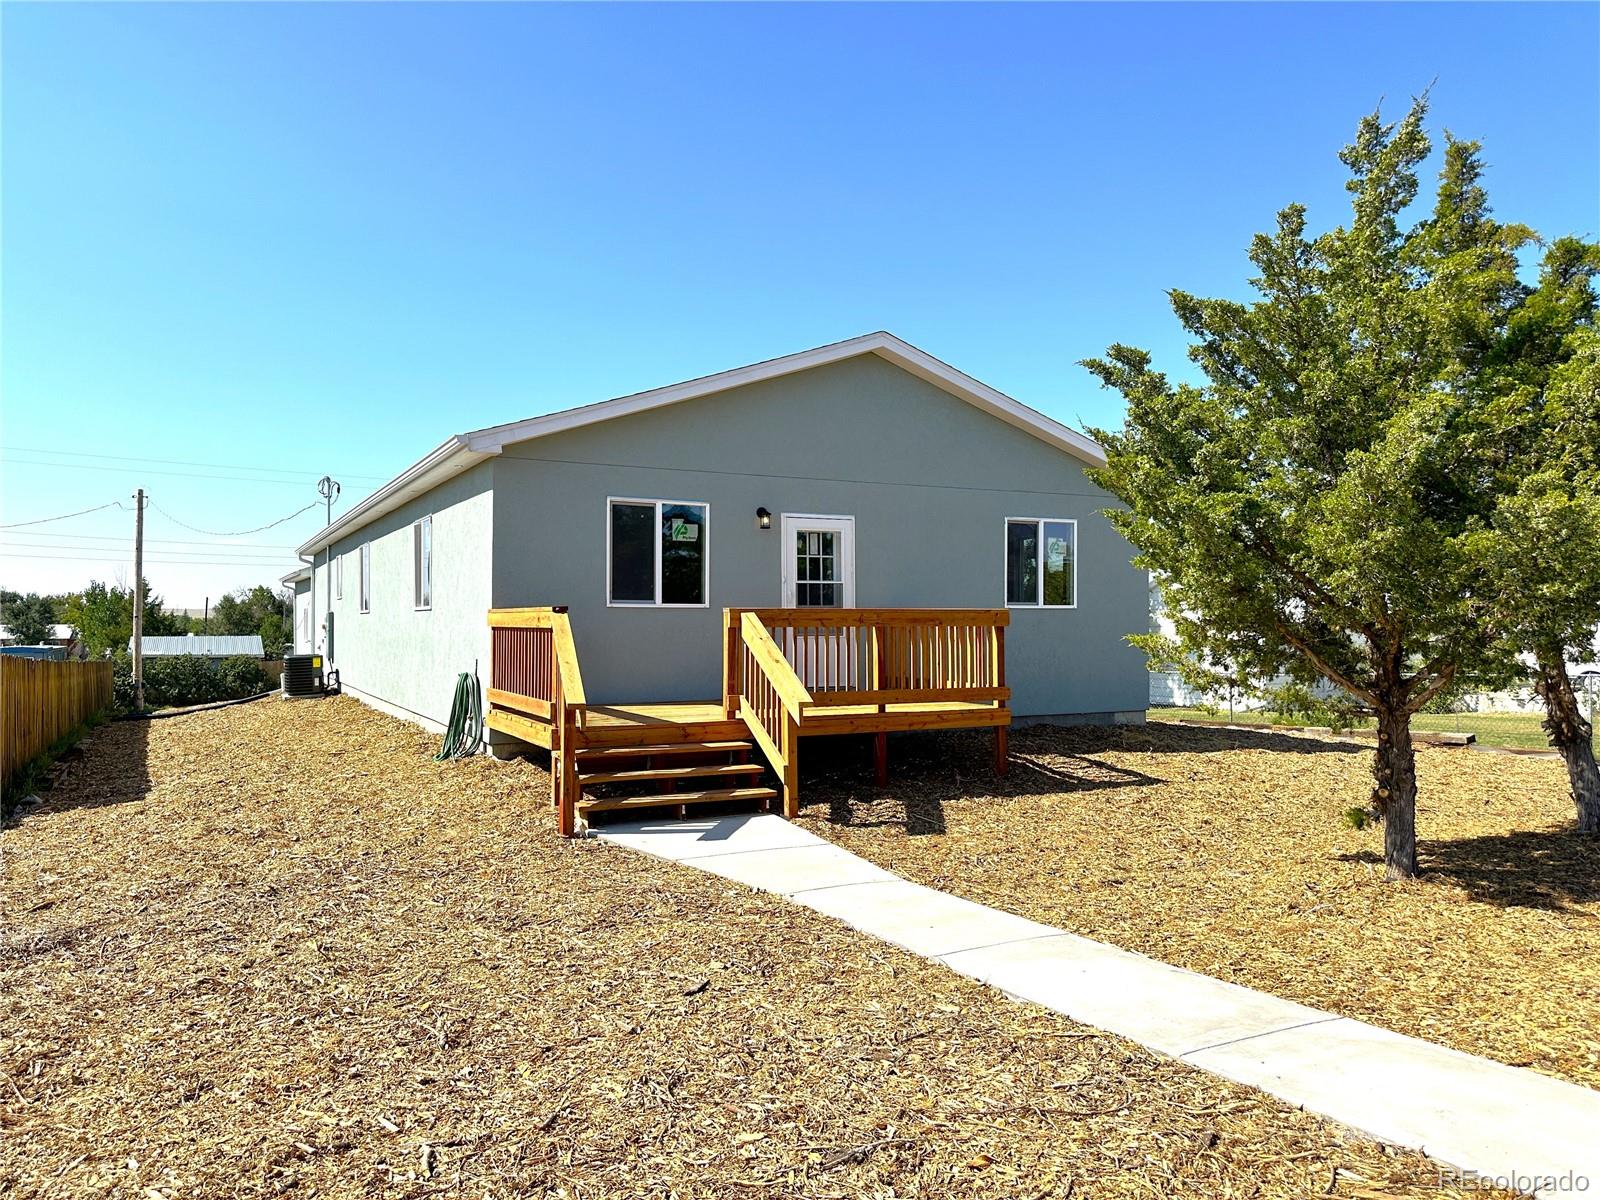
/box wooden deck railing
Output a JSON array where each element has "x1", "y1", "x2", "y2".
[
  {"x1": 724, "y1": 608, "x2": 1009, "y2": 713},
  {"x1": 734, "y1": 612, "x2": 812, "y2": 815},
  {"x1": 724, "y1": 608, "x2": 1010, "y2": 814},
  {"x1": 488, "y1": 611, "x2": 556, "y2": 718},
  {"x1": 488, "y1": 606, "x2": 588, "y2": 835}
]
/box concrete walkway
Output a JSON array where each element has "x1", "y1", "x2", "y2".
[{"x1": 598, "y1": 813, "x2": 1600, "y2": 1197}]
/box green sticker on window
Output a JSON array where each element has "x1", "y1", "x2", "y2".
[{"x1": 669, "y1": 519, "x2": 699, "y2": 542}]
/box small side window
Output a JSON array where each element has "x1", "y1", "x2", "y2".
[
  {"x1": 359, "y1": 543, "x2": 371, "y2": 613},
  {"x1": 334, "y1": 554, "x2": 343, "y2": 601},
  {"x1": 413, "y1": 516, "x2": 432, "y2": 610}
]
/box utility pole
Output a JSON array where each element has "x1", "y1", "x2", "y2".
[
  {"x1": 132, "y1": 488, "x2": 145, "y2": 710},
  {"x1": 204, "y1": 596, "x2": 209, "y2": 634},
  {"x1": 315, "y1": 477, "x2": 340, "y2": 659}
]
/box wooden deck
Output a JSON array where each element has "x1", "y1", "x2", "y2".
[
  {"x1": 485, "y1": 606, "x2": 1011, "y2": 835},
  {"x1": 578, "y1": 702, "x2": 749, "y2": 747},
  {"x1": 583, "y1": 701, "x2": 730, "y2": 727}
]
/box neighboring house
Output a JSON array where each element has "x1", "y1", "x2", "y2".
[
  {"x1": 131, "y1": 634, "x2": 265, "y2": 660},
  {"x1": 1148, "y1": 583, "x2": 1600, "y2": 715},
  {"x1": 1459, "y1": 628, "x2": 1600, "y2": 713},
  {"x1": 0, "y1": 623, "x2": 84, "y2": 659},
  {"x1": 281, "y1": 567, "x2": 312, "y2": 655},
  {"x1": 292, "y1": 332, "x2": 1149, "y2": 744},
  {"x1": 0, "y1": 644, "x2": 69, "y2": 661}
]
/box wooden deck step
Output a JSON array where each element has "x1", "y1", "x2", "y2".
[
  {"x1": 575, "y1": 740, "x2": 752, "y2": 761},
  {"x1": 578, "y1": 786, "x2": 778, "y2": 815},
  {"x1": 579, "y1": 762, "x2": 766, "y2": 786}
]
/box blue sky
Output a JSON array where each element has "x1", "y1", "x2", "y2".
[{"x1": 3, "y1": 2, "x2": 1596, "y2": 606}]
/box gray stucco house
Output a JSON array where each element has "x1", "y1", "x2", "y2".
[{"x1": 292, "y1": 333, "x2": 1148, "y2": 749}]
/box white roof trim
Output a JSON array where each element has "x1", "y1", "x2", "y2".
[
  {"x1": 296, "y1": 436, "x2": 496, "y2": 557},
  {"x1": 297, "y1": 332, "x2": 1105, "y2": 556},
  {"x1": 463, "y1": 331, "x2": 1107, "y2": 467}
]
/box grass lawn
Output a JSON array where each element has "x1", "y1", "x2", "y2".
[
  {"x1": 0, "y1": 697, "x2": 1511, "y2": 1199},
  {"x1": 797, "y1": 723, "x2": 1600, "y2": 1091},
  {"x1": 1154, "y1": 705, "x2": 1556, "y2": 750}
]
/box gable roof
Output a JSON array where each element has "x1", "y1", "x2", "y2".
[{"x1": 296, "y1": 332, "x2": 1105, "y2": 557}]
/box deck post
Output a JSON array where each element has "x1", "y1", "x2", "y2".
[
  {"x1": 781, "y1": 713, "x2": 799, "y2": 819},
  {"x1": 993, "y1": 624, "x2": 1008, "y2": 777},
  {"x1": 558, "y1": 712, "x2": 579, "y2": 835},
  {"x1": 553, "y1": 667, "x2": 578, "y2": 838},
  {"x1": 873, "y1": 731, "x2": 888, "y2": 787},
  {"x1": 871, "y1": 625, "x2": 887, "y2": 716},
  {"x1": 721, "y1": 608, "x2": 742, "y2": 720}
]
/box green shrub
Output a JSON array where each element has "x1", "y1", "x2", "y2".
[
  {"x1": 215, "y1": 655, "x2": 271, "y2": 698},
  {"x1": 1262, "y1": 682, "x2": 1365, "y2": 732},
  {"x1": 112, "y1": 654, "x2": 135, "y2": 709},
  {"x1": 1419, "y1": 682, "x2": 1473, "y2": 715},
  {"x1": 113, "y1": 652, "x2": 272, "y2": 710},
  {"x1": 1342, "y1": 806, "x2": 1372, "y2": 830}
]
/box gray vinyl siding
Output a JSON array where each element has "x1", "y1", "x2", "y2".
[
  {"x1": 489, "y1": 355, "x2": 1147, "y2": 718},
  {"x1": 310, "y1": 463, "x2": 494, "y2": 730}
]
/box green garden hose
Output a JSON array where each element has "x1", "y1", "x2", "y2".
[{"x1": 435, "y1": 671, "x2": 484, "y2": 760}]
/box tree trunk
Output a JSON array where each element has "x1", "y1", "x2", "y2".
[
  {"x1": 1371, "y1": 701, "x2": 1419, "y2": 879},
  {"x1": 1535, "y1": 654, "x2": 1600, "y2": 835}
]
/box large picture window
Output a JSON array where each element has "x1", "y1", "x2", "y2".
[
  {"x1": 1005, "y1": 518, "x2": 1076, "y2": 607},
  {"x1": 413, "y1": 515, "x2": 432, "y2": 610},
  {"x1": 608, "y1": 498, "x2": 708, "y2": 607}
]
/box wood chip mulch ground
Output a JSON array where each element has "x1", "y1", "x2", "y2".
[
  {"x1": 1, "y1": 697, "x2": 1515, "y2": 1198},
  {"x1": 796, "y1": 721, "x2": 1600, "y2": 1092}
]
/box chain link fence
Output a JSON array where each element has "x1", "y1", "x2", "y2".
[{"x1": 1149, "y1": 668, "x2": 1600, "y2": 751}]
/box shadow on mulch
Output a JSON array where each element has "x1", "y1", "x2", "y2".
[
  {"x1": 1085, "y1": 721, "x2": 1368, "y2": 756},
  {"x1": 801, "y1": 727, "x2": 1167, "y2": 837},
  {"x1": 1334, "y1": 827, "x2": 1600, "y2": 910},
  {"x1": 1424, "y1": 826, "x2": 1600, "y2": 911},
  {"x1": 5, "y1": 718, "x2": 153, "y2": 825}
]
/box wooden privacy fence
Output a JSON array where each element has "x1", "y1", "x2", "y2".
[{"x1": 1, "y1": 657, "x2": 114, "y2": 791}]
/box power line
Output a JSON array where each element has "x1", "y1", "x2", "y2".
[
  {"x1": 150, "y1": 500, "x2": 321, "y2": 537},
  {"x1": 4, "y1": 444, "x2": 390, "y2": 482},
  {"x1": 2, "y1": 529, "x2": 297, "y2": 549},
  {"x1": 0, "y1": 542, "x2": 289, "y2": 561},
  {"x1": 1, "y1": 456, "x2": 378, "y2": 489},
  {"x1": 0, "y1": 500, "x2": 127, "y2": 529},
  {"x1": 0, "y1": 550, "x2": 296, "y2": 567}
]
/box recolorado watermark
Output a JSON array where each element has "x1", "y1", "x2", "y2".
[{"x1": 1440, "y1": 1166, "x2": 1591, "y2": 1193}]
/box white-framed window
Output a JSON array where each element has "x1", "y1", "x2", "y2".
[
  {"x1": 359, "y1": 543, "x2": 371, "y2": 614},
  {"x1": 1005, "y1": 517, "x2": 1077, "y2": 608},
  {"x1": 334, "y1": 553, "x2": 343, "y2": 600},
  {"x1": 413, "y1": 515, "x2": 432, "y2": 610},
  {"x1": 607, "y1": 497, "x2": 709, "y2": 607}
]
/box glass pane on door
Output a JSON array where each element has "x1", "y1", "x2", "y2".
[{"x1": 795, "y1": 530, "x2": 841, "y2": 607}]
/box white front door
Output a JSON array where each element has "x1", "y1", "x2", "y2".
[
  {"x1": 780, "y1": 514, "x2": 856, "y2": 608},
  {"x1": 779, "y1": 514, "x2": 857, "y2": 690}
]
